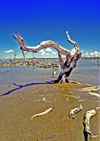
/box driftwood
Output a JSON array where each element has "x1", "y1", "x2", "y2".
[
  {"x1": 83, "y1": 107, "x2": 100, "y2": 140},
  {"x1": 51, "y1": 69, "x2": 57, "y2": 76},
  {"x1": 30, "y1": 107, "x2": 54, "y2": 119},
  {"x1": 12, "y1": 31, "x2": 81, "y2": 83},
  {"x1": 69, "y1": 105, "x2": 83, "y2": 119}
]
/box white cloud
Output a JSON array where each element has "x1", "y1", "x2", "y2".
[
  {"x1": 94, "y1": 51, "x2": 99, "y2": 57},
  {"x1": 4, "y1": 49, "x2": 14, "y2": 53},
  {"x1": 85, "y1": 52, "x2": 88, "y2": 55},
  {"x1": 39, "y1": 49, "x2": 45, "y2": 53},
  {"x1": 90, "y1": 52, "x2": 94, "y2": 56},
  {"x1": 40, "y1": 51, "x2": 46, "y2": 56},
  {"x1": 94, "y1": 51, "x2": 98, "y2": 54},
  {"x1": 45, "y1": 48, "x2": 53, "y2": 52},
  {"x1": 81, "y1": 50, "x2": 84, "y2": 52},
  {"x1": 38, "y1": 49, "x2": 46, "y2": 55},
  {"x1": 52, "y1": 51, "x2": 57, "y2": 55},
  {"x1": 46, "y1": 53, "x2": 50, "y2": 56}
]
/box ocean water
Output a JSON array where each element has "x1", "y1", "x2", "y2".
[{"x1": 0, "y1": 59, "x2": 100, "y2": 94}]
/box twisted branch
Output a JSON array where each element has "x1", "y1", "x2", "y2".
[{"x1": 12, "y1": 31, "x2": 79, "y2": 57}]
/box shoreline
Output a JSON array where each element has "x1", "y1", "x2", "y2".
[
  {"x1": 0, "y1": 57, "x2": 100, "y2": 60},
  {"x1": 0, "y1": 58, "x2": 60, "y2": 68},
  {"x1": 0, "y1": 82, "x2": 100, "y2": 141}
]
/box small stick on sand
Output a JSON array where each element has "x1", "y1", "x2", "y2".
[
  {"x1": 30, "y1": 107, "x2": 54, "y2": 120},
  {"x1": 69, "y1": 105, "x2": 83, "y2": 119},
  {"x1": 83, "y1": 107, "x2": 100, "y2": 140}
]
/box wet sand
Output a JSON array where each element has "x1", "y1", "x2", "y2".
[{"x1": 0, "y1": 82, "x2": 100, "y2": 141}]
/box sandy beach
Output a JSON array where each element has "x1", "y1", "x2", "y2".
[{"x1": 0, "y1": 82, "x2": 100, "y2": 141}]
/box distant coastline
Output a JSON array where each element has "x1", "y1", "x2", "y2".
[
  {"x1": 80, "y1": 57, "x2": 100, "y2": 60},
  {"x1": 0, "y1": 57, "x2": 100, "y2": 61},
  {"x1": 0, "y1": 58, "x2": 58, "y2": 61}
]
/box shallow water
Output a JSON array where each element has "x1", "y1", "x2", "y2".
[
  {"x1": 0, "y1": 59, "x2": 100, "y2": 94},
  {"x1": 70, "y1": 59, "x2": 100, "y2": 86}
]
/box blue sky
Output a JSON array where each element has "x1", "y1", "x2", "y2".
[{"x1": 0, "y1": 0, "x2": 100, "y2": 58}]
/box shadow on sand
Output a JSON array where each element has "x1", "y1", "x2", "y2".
[
  {"x1": 0, "y1": 81, "x2": 52, "y2": 96},
  {"x1": 83, "y1": 129, "x2": 88, "y2": 141}
]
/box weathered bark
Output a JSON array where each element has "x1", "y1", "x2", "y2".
[
  {"x1": 12, "y1": 31, "x2": 81, "y2": 83},
  {"x1": 12, "y1": 31, "x2": 79, "y2": 56},
  {"x1": 83, "y1": 107, "x2": 100, "y2": 140},
  {"x1": 52, "y1": 52, "x2": 81, "y2": 83}
]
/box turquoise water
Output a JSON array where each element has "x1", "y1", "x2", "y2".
[{"x1": 0, "y1": 59, "x2": 100, "y2": 95}]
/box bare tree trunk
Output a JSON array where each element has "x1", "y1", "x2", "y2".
[
  {"x1": 52, "y1": 52, "x2": 81, "y2": 83},
  {"x1": 22, "y1": 51, "x2": 28, "y2": 61},
  {"x1": 14, "y1": 52, "x2": 17, "y2": 61},
  {"x1": 12, "y1": 31, "x2": 81, "y2": 83}
]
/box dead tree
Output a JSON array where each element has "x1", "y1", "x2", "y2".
[
  {"x1": 12, "y1": 31, "x2": 81, "y2": 83},
  {"x1": 53, "y1": 51, "x2": 81, "y2": 83},
  {"x1": 22, "y1": 51, "x2": 28, "y2": 61},
  {"x1": 13, "y1": 51, "x2": 17, "y2": 61}
]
